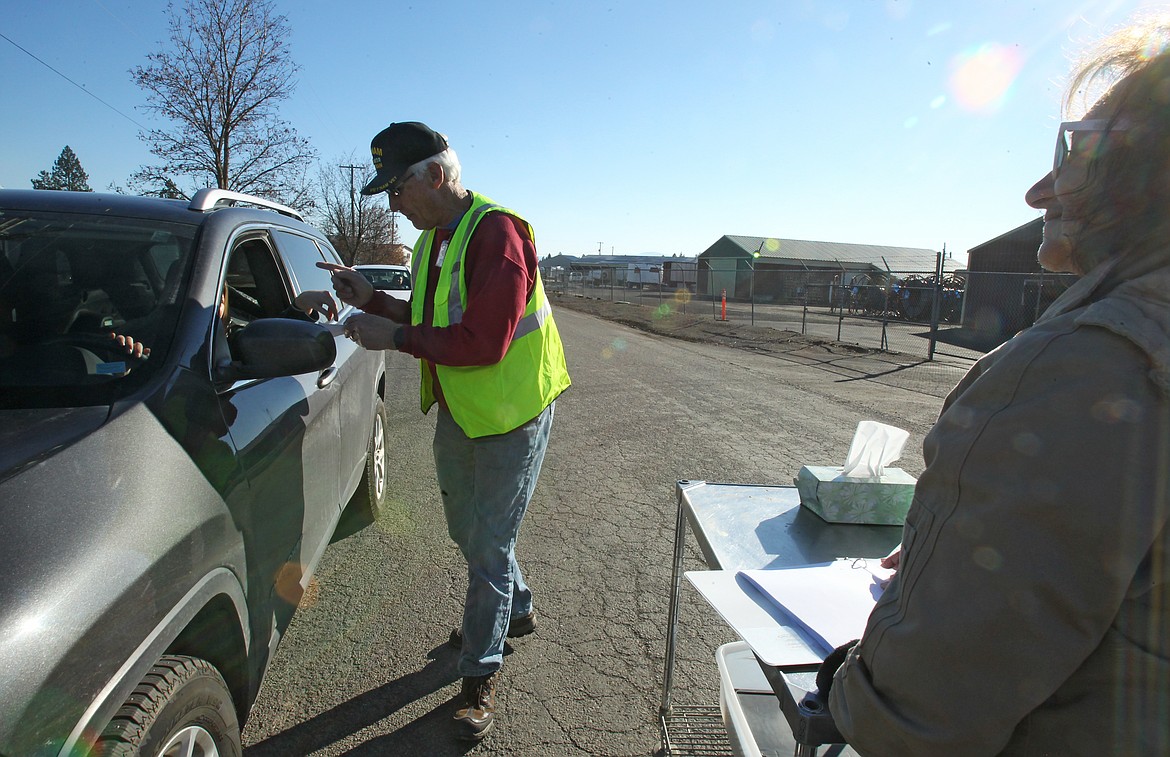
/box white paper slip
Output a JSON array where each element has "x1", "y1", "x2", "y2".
[
  {"x1": 321, "y1": 322, "x2": 347, "y2": 336},
  {"x1": 737, "y1": 560, "x2": 892, "y2": 655},
  {"x1": 685, "y1": 570, "x2": 825, "y2": 667}
]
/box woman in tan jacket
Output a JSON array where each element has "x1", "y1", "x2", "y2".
[{"x1": 827, "y1": 17, "x2": 1170, "y2": 756}]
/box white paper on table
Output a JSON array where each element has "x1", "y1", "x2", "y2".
[
  {"x1": 685, "y1": 570, "x2": 825, "y2": 667},
  {"x1": 737, "y1": 560, "x2": 892, "y2": 654}
]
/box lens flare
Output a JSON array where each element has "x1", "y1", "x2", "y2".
[
  {"x1": 13, "y1": 612, "x2": 46, "y2": 639},
  {"x1": 1125, "y1": 22, "x2": 1170, "y2": 61},
  {"x1": 275, "y1": 561, "x2": 308, "y2": 607},
  {"x1": 948, "y1": 43, "x2": 1023, "y2": 113},
  {"x1": 885, "y1": 0, "x2": 910, "y2": 21},
  {"x1": 601, "y1": 338, "x2": 627, "y2": 360}
]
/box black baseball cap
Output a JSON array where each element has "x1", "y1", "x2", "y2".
[{"x1": 360, "y1": 121, "x2": 449, "y2": 195}]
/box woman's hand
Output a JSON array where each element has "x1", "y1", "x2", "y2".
[
  {"x1": 880, "y1": 544, "x2": 902, "y2": 571},
  {"x1": 294, "y1": 290, "x2": 339, "y2": 321},
  {"x1": 109, "y1": 332, "x2": 150, "y2": 360}
]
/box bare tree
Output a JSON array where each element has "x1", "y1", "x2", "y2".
[
  {"x1": 31, "y1": 146, "x2": 92, "y2": 191},
  {"x1": 312, "y1": 156, "x2": 406, "y2": 266},
  {"x1": 129, "y1": 0, "x2": 314, "y2": 206}
]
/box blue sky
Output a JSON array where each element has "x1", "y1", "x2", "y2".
[{"x1": 2, "y1": 1, "x2": 1164, "y2": 263}]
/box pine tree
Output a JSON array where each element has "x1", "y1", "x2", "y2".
[{"x1": 31, "y1": 146, "x2": 93, "y2": 191}]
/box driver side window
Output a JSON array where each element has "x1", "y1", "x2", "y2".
[{"x1": 218, "y1": 236, "x2": 292, "y2": 361}]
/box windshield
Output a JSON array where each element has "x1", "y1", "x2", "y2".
[
  {"x1": 0, "y1": 208, "x2": 197, "y2": 408},
  {"x1": 361, "y1": 268, "x2": 411, "y2": 291}
]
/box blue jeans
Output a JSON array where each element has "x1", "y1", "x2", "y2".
[{"x1": 434, "y1": 402, "x2": 554, "y2": 677}]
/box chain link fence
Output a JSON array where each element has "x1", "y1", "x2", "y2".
[{"x1": 546, "y1": 261, "x2": 1077, "y2": 393}]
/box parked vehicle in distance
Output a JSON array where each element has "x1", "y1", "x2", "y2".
[
  {"x1": 661, "y1": 259, "x2": 697, "y2": 293},
  {"x1": 625, "y1": 262, "x2": 661, "y2": 289},
  {"x1": 355, "y1": 263, "x2": 412, "y2": 302},
  {"x1": 0, "y1": 188, "x2": 389, "y2": 757}
]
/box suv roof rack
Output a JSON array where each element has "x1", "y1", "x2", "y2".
[{"x1": 188, "y1": 188, "x2": 303, "y2": 221}]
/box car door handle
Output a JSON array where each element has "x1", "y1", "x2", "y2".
[{"x1": 317, "y1": 366, "x2": 339, "y2": 388}]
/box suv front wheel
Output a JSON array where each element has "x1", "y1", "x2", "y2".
[
  {"x1": 354, "y1": 395, "x2": 388, "y2": 523},
  {"x1": 93, "y1": 655, "x2": 241, "y2": 757}
]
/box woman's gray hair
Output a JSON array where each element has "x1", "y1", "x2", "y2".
[
  {"x1": 1064, "y1": 15, "x2": 1170, "y2": 117},
  {"x1": 1060, "y1": 16, "x2": 1170, "y2": 270},
  {"x1": 406, "y1": 146, "x2": 461, "y2": 185}
]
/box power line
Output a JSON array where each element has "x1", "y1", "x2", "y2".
[{"x1": 0, "y1": 31, "x2": 147, "y2": 130}]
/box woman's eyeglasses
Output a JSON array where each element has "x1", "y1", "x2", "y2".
[{"x1": 1053, "y1": 119, "x2": 1128, "y2": 178}]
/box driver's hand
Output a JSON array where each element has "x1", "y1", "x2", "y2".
[
  {"x1": 294, "y1": 289, "x2": 340, "y2": 321},
  {"x1": 108, "y1": 333, "x2": 150, "y2": 360},
  {"x1": 316, "y1": 261, "x2": 374, "y2": 309}
]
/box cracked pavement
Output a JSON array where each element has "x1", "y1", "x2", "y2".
[{"x1": 241, "y1": 298, "x2": 960, "y2": 756}]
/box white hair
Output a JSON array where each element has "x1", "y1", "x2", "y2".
[{"x1": 407, "y1": 146, "x2": 461, "y2": 185}]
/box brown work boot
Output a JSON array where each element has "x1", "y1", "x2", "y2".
[
  {"x1": 447, "y1": 611, "x2": 537, "y2": 649},
  {"x1": 453, "y1": 671, "x2": 498, "y2": 741}
]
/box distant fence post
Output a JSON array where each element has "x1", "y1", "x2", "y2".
[
  {"x1": 749, "y1": 260, "x2": 756, "y2": 326},
  {"x1": 928, "y1": 250, "x2": 944, "y2": 361},
  {"x1": 880, "y1": 257, "x2": 892, "y2": 351},
  {"x1": 1033, "y1": 272, "x2": 1047, "y2": 323}
]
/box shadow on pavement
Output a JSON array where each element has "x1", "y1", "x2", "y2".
[
  {"x1": 245, "y1": 650, "x2": 463, "y2": 756},
  {"x1": 338, "y1": 694, "x2": 479, "y2": 756}
]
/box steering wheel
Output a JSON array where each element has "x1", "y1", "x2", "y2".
[
  {"x1": 42, "y1": 333, "x2": 150, "y2": 367},
  {"x1": 225, "y1": 284, "x2": 262, "y2": 317}
]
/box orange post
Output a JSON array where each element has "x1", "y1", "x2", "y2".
[{"x1": 721, "y1": 289, "x2": 727, "y2": 321}]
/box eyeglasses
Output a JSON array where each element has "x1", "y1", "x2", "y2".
[
  {"x1": 1053, "y1": 119, "x2": 1128, "y2": 178},
  {"x1": 388, "y1": 172, "x2": 417, "y2": 198}
]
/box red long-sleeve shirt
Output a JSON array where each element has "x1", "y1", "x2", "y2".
[{"x1": 361, "y1": 210, "x2": 538, "y2": 408}]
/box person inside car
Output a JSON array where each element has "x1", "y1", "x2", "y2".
[{"x1": 107, "y1": 285, "x2": 340, "y2": 369}]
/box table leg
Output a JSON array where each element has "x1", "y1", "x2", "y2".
[{"x1": 660, "y1": 482, "x2": 689, "y2": 717}]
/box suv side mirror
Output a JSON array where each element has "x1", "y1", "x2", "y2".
[{"x1": 215, "y1": 318, "x2": 336, "y2": 382}]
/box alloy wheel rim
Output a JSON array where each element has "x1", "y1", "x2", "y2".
[
  {"x1": 372, "y1": 412, "x2": 386, "y2": 501},
  {"x1": 157, "y1": 725, "x2": 218, "y2": 757}
]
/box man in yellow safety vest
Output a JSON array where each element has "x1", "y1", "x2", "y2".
[{"x1": 317, "y1": 121, "x2": 570, "y2": 742}]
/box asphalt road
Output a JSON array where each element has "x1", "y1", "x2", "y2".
[{"x1": 240, "y1": 306, "x2": 956, "y2": 756}]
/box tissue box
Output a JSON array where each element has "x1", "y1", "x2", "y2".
[{"x1": 794, "y1": 465, "x2": 917, "y2": 525}]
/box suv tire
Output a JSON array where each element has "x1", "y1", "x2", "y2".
[
  {"x1": 333, "y1": 395, "x2": 389, "y2": 541},
  {"x1": 355, "y1": 395, "x2": 388, "y2": 523},
  {"x1": 93, "y1": 655, "x2": 241, "y2": 757}
]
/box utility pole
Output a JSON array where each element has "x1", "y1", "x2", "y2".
[{"x1": 340, "y1": 164, "x2": 363, "y2": 239}]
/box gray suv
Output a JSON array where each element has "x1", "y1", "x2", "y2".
[{"x1": 0, "y1": 189, "x2": 389, "y2": 756}]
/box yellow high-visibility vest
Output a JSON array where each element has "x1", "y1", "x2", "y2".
[{"x1": 410, "y1": 192, "x2": 570, "y2": 437}]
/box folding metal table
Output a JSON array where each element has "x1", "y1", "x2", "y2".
[{"x1": 660, "y1": 480, "x2": 902, "y2": 757}]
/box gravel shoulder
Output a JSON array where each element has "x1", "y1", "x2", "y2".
[
  {"x1": 550, "y1": 294, "x2": 875, "y2": 358},
  {"x1": 550, "y1": 293, "x2": 970, "y2": 401}
]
